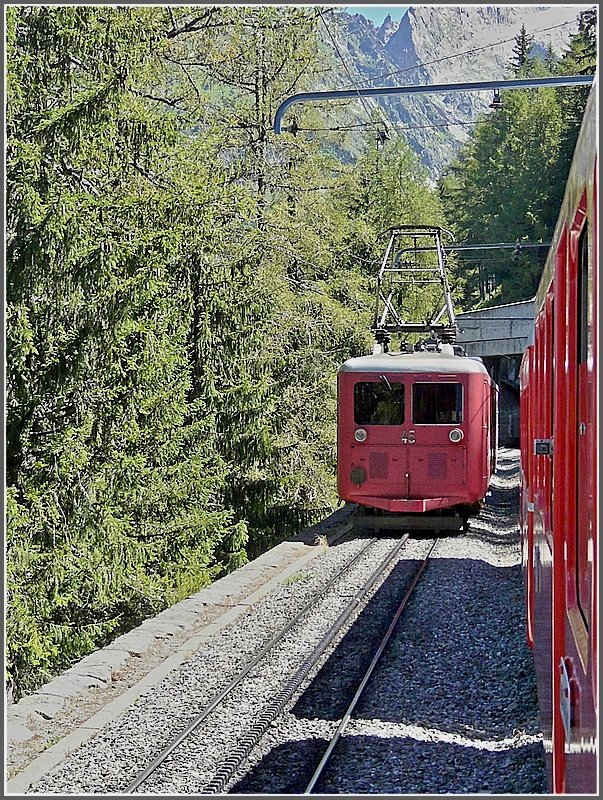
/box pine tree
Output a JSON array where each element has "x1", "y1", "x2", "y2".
[
  {"x1": 5, "y1": 4, "x2": 461, "y2": 698},
  {"x1": 553, "y1": 6, "x2": 597, "y2": 191},
  {"x1": 439, "y1": 86, "x2": 564, "y2": 306},
  {"x1": 5, "y1": 5, "x2": 249, "y2": 696},
  {"x1": 440, "y1": 8, "x2": 597, "y2": 308},
  {"x1": 160, "y1": 5, "x2": 346, "y2": 549},
  {"x1": 544, "y1": 42, "x2": 558, "y2": 72},
  {"x1": 510, "y1": 24, "x2": 535, "y2": 75},
  {"x1": 163, "y1": 6, "x2": 321, "y2": 208}
]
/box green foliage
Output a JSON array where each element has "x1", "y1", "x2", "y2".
[
  {"x1": 162, "y1": 5, "x2": 322, "y2": 200},
  {"x1": 554, "y1": 7, "x2": 598, "y2": 169},
  {"x1": 6, "y1": 6, "x2": 245, "y2": 696},
  {"x1": 344, "y1": 136, "x2": 445, "y2": 233},
  {"x1": 509, "y1": 24, "x2": 535, "y2": 75},
  {"x1": 439, "y1": 16, "x2": 596, "y2": 308},
  {"x1": 337, "y1": 135, "x2": 457, "y2": 346},
  {"x1": 6, "y1": 4, "x2": 450, "y2": 698},
  {"x1": 440, "y1": 88, "x2": 562, "y2": 304}
]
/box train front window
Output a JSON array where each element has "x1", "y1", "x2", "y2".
[
  {"x1": 413, "y1": 382, "x2": 463, "y2": 424},
  {"x1": 354, "y1": 379, "x2": 405, "y2": 425}
]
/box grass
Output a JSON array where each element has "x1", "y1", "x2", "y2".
[{"x1": 281, "y1": 572, "x2": 311, "y2": 586}]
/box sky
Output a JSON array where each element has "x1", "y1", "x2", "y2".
[{"x1": 344, "y1": 6, "x2": 410, "y2": 26}]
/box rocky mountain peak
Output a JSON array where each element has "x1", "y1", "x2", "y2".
[
  {"x1": 377, "y1": 13, "x2": 400, "y2": 45},
  {"x1": 329, "y1": 5, "x2": 585, "y2": 176},
  {"x1": 386, "y1": 4, "x2": 583, "y2": 84}
]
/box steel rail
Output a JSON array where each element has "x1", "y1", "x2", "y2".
[
  {"x1": 124, "y1": 523, "x2": 373, "y2": 793},
  {"x1": 304, "y1": 538, "x2": 439, "y2": 794},
  {"x1": 200, "y1": 535, "x2": 411, "y2": 795}
]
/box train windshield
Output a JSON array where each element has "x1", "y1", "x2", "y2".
[
  {"x1": 354, "y1": 380, "x2": 405, "y2": 425},
  {"x1": 413, "y1": 382, "x2": 463, "y2": 424}
]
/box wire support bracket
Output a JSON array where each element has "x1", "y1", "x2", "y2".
[{"x1": 273, "y1": 74, "x2": 595, "y2": 133}]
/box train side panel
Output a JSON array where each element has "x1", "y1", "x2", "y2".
[
  {"x1": 523, "y1": 305, "x2": 555, "y2": 777},
  {"x1": 559, "y1": 173, "x2": 597, "y2": 794},
  {"x1": 519, "y1": 346, "x2": 534, "y2": 648},
  {"x1": 520, "y1": 82, "x2": 597, "y2": 794}
]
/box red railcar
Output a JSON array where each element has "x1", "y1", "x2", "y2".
[
  {"x1": 519, "y1": 81, "x2": 597, "y2": 793},
  {"x1": 337, "y1": 347, "x2": 497, "y2": 528}
]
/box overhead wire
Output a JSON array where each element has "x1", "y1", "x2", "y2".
[
  {"x1": 314, "y1": 11, "x2": 580, "y2": 139},
  {"x1": 332, "y1": 18, "x2": 579, "y2": 88},
  {"x1": 317, "y1": 8, "x2": 391, "y2": 135},
  {"x1": 297, "y1": 118, "x2": 493, "y2": 133}
]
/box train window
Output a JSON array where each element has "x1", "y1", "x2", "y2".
[
  {"x1": 578, "y1": 224, "x2": 589, "y2": 365},
  {"x1": 354, "y1": 380, "x2": 405, "y2": 425},
  {"x1": 576, "y1": 221, "x2": 590, "y2": 630},
  {"x1": 413, "y1": 383, "x2": 463, "y2": 424}
]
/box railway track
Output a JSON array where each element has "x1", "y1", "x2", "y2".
[
  {"x1": 125, "y1": 530, "x2": 411, "y2": 794},
  {"x1": 23, "y1": 455, "x2": 547, "y2": 796},
  {"x1": 303, "y1": 539, "x2": 438, "y2": 794}
]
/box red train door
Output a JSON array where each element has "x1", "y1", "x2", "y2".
[
  {"x1": 560, "y1": 198, "x2": 596, "y2": 794},
  {"x1": 406, "y1": 378, "x2": 465, "y2": 499},
  {"x1": 575, "y1": 222, "x2": 592, "y2": 636}
]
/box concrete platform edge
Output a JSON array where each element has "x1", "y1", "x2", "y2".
[{"x1": 6, "y1": 505, "x2": 356, "y2": 794}]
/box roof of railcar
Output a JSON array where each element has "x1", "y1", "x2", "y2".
[
  {"x1": 534, "y1": 77, "x2": 597, "y2": 312},
  {"x1": 339, "y1": 352, "x2": 490, "y2": 375}
]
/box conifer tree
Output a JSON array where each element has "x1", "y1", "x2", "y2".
[
  {"x1": 510, "y1": 24, "x2": 535, "y2": 75},
  {"x1": 5, "y1": 5, "x2": 249, "y2": 696},
  {"x1": 550, "y1": 6, "x2": 597, "y2": 228},
  {"x1": 5, "y1": 4, "x2": 460, "y2": 698},
  {"x1": 439, "y1": 86, "x2": 564, "y2": 305},
  {"x1": 440, "y1": 10, "x2": 597, "y2": 308},
  {"x1": 544, "y1": 42, "x2": 558, "y2": 72}
]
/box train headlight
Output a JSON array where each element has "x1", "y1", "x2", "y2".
[
  {"x1": 350, "y1": 466, "x2": 367, "y2": 485},
  {"x1": 449, "y1": 428, "x2": 464, "y2": 443},
  {"x1": 354, "y1": 428, "x2": 368, "y2": 442}
]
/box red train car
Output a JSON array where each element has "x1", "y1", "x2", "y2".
[
  {"x1": 337, "y1": 346, "x2": 497, "y2": 529},
  {"x1": 519, "y1": 81, "x2": 597, "y2": 793}
]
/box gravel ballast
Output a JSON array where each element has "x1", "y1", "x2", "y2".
[
  {"x1": 14, "y1": 448, "x2": 546, "y2": 795},
  {"x1": 230, "y1": 448, "x2": 547, "y2": 795}
]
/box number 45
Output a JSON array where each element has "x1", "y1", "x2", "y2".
[{"x1": 401, "y1": 430, "x2": 416, "y2": 444}]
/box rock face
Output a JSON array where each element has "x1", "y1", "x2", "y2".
[
  {"x1": 385, "y1": 5, "x2": 582, "y2": 82},
  {"x1": 326, "y1": 5, "x2": 584, "y2": 176},
  {"x1": 376, "y1": 13, "x2": 399, "y2": 46}
]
